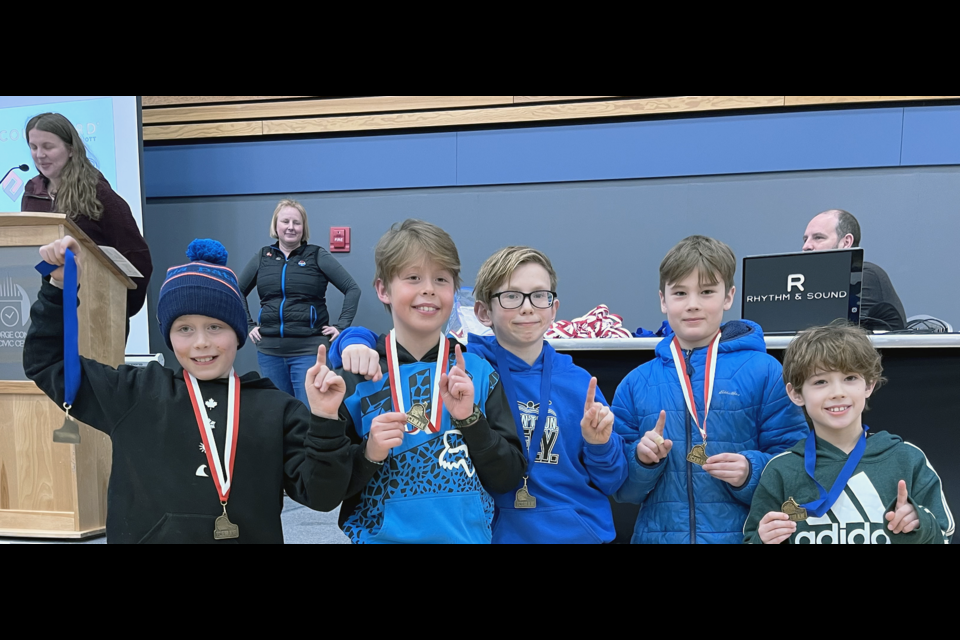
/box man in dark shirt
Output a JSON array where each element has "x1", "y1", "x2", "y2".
[{"x1": 801, "y1": 209, "x2": 906, "y2": 330}]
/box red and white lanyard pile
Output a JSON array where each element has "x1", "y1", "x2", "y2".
[
  {"x1": 669, "y1": 332, "x2": 721, "y2": 447},
  {"x1": 545, "y1": 304, "x2": 634, "y2": 339}
]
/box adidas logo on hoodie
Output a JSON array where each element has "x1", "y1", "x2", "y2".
[{"x1": 793, "y1": 472, "x2": 891, "y2": 544}]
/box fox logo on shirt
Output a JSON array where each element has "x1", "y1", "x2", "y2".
[{"x1": 518, "y1": 400, "x2": 559, "y2": 464}]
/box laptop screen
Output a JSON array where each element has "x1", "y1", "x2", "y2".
[{"x1": 741, "y1": 249, "x2": 864, "y2": 335}]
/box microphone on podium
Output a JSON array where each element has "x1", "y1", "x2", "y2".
[{"x1": 1, "y1": 164, "x2": 30, "y2": 185}]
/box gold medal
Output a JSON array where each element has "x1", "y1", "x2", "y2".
[
  {"x1": 214, "y1": 503, "x2": 239, "y2": 540},
  {"x1": 386, "y1": 330, "x2": 450, "y2": 435},
  {"x1": 406, "y1": 403, "x2": 431, "y2": 433},
  {"x1": 514, "y1": 477, "x2": 537, "y2": 509},
  {"x1": 686, "y1": 443, "x2": 708, "y2": 466},
  {"x1": 781, "y1": 497, "x2": 808, "y2": 522}
]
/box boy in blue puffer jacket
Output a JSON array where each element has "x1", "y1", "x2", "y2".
[
  {"x1": 612, "y1": 235, "x2": 808, "y2": 544},
  {"x1": 333, "y1": 246, "x2": 629, "y2": 543}
]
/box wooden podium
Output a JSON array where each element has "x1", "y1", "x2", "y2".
[{"x1": 0, "y1": 213, "x2": 134, "y2": 538}]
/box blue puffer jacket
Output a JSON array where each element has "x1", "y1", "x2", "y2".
[{"x1": 612, "y1": 320, "x2": 807, "y2": 544}]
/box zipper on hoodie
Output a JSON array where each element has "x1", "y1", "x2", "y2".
[{"x1": 684, "y1": 349, "x2": 697, "y2": 544}]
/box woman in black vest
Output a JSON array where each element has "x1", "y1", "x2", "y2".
[{"x1": 239, "y1": 199, "x2": 360, "y2": 404}]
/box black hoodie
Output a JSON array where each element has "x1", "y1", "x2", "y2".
[{"x1": 24, "y1": 280, "x2": 353, "y2": 544}]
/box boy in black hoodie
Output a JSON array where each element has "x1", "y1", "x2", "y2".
[{"x1": 24, "y1": 236, "x2": 353, "y2": 543}]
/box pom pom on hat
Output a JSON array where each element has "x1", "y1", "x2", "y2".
[{"x1": 186, "y1": 239, "x2": 228, "y2": 266}]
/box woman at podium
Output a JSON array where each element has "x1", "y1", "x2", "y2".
[{"x1": 20, "y1": 112, "x2": 153, "y2": 338}]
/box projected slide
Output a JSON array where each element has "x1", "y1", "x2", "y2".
[
  {"x1": 0, "y1": 95, "x2": 148, "y2": 354},
  {"x1": 0, "y1": 98, "x2": 117, "y2": 207}
]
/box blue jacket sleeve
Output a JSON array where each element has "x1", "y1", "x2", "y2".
[
  {"x1": 611, "y1": 370, "x2": 667, "y2": 504},
  {"x1": 581, "y1": 387, "x2": 629, "y2": 496},
  {"x1": 727, "y1": 356, "x2": 808, "y2": 506},
  {"x1": 329, "y1": 326, "x2": 378, "y2": 369}
]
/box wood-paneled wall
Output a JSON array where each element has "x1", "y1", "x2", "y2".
[{"x1": 141, "y1": 96, "x2": 960, "y2": 142}]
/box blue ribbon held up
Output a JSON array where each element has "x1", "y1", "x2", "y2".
[{"x1": 35, "y1": 248, "x2": 80, "y2": 410}]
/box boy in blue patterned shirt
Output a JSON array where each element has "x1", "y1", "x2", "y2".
[{"x1": 335, "y1": 220, "x2": 524, "y2": 544}]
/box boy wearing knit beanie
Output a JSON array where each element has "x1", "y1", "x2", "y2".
[{"x1": 24, "y1": 236, "x2": 354, "y2": 544}]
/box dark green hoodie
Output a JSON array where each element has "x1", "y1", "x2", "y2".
[{"x1": 744, "y1": 430, "x2": 954, "y2": 544}]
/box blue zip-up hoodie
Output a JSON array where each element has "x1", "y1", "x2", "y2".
[
  {"x1": 612, "y1": 319, "x2": 808, "y2": 544},
  {"x1": 332, "y1": 328, "x2": 630, "y2": 543}
]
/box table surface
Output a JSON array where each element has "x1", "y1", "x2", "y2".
[{"x1": 548, "y1": 333, "x2": 960, "y2": 351}]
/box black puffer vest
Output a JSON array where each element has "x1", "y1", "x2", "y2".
[{"x1": 256, "y1": 244, "x2": 332, "y2": 338}]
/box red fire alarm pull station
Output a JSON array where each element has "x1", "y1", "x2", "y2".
[{"x1": 330, "y1": 227, "x2": 350, "y2": 253}]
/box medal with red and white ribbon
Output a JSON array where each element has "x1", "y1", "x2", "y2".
[
  {"x1": 669, "y1": 331, "x2": 721, "y2": 466},
  {"x1": 385, "y1": 329, "x2": 450, "y2": 434},
  {"x1": 185, "y1": 369, "x2": 241, "y2": 540}
]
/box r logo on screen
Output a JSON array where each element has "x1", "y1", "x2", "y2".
[{"x1": 787, "y1": 274, "x2": 805, "y2": 292}]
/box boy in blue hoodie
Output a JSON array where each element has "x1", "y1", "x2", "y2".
[
  {"x1": 336, "y1": 246, "x2": 629, "y2": 543},
  {"x1": 612, "y1": 235, "x2": 808, "y2": 544}
]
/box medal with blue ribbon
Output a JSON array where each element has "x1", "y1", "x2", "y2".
[
  {"x1": 36, "y1": 247, "x2": 82, "y2": 444},
  {"x1": 493, "y1": 342, "x2": 553, "y2": 509},
  {"x1": 794, "y1": 424, "x2": 870, "y2": 520}
]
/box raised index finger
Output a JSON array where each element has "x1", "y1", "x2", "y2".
[
  {"x1": 584, "y1": 377, "x2": 597, "y2": 411},
  {"x1": 897, "y1": 479, "x2": 908, "y2": 509},
  {"x1": 654, "y1": 410, "x2": 666, "y2": 436},
  {"x1": 316, "y1": 344, "x2": 327, "y2": 368},
  {"x1": 454, "y1": 342, "x2": 466, "y2": 371}
]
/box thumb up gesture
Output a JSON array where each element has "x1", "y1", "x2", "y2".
[
  {"x1": 581, "y1": 377, "x2": 614, "y2": 445},
  {"x1": 305, "y1": 345, "x2": 346, "y2": 420},
  {"x1": 885, "y1": 480, "x2": 920, "y2": 534},
  {"x1": 636, "y1": 410, "x2": 671, "y2": 465}
]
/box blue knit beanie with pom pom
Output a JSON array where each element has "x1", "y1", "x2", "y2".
[{"x1": 157, "y1": 239, "x2": 247, "y2": 350}]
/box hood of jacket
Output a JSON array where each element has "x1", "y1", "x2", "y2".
[
  {"x1": 786, "y1": 428, "x2": 902, "y2": 462},
  {"x1": 654, "y1": 319, "x2": 766, "y2": 364},
  {"x1": 467, "y1": 333, "x2": 576, "y2": 374}
]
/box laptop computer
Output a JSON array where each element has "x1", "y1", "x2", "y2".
[{"x1": 741, "y1": 248, "x2": 864, "y2": 335}]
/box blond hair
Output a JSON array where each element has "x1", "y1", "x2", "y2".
[
  {"x1": 782, "y1": 322, "x2": 885, "y2": 392},
  {"x1": 474, "y1": 246, "x2": 558, "y2": 304},
  {"x1": 269, "y1": 199, "x2": 310, "y2": 244},
  {"x1": 373, "y1": 219, "x2": 461, "y2": 312},
  {"x1": 26, "y1": 113, "x2": 103, "y2": 221},
  {"x1": 659, "y1": 235, "x2": 736, "y2": 293}
]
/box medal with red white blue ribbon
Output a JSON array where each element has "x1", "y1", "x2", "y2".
[
  {"x1": 670, "y1": 331, "x2": 721, "y2": 466},
  {"x1": 385, "y1": 329, "x2": 450, "y2": 434}
]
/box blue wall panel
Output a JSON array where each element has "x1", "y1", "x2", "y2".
[
  {"x1": 455, "y1": 108, "x2": 905, "y2": 185},
  {"x1": 143, "y1": 104, "x2": 960, "y2": 199},
  {"x1": 901, "y1": 105, "x2": 960, "y2": 166},
  {"x1": 143, "y1": 132, "x2": 458, "y2": 197}
]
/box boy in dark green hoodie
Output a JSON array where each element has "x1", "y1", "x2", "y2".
[{"x1": 744, "y1": 324, "x2": 953, "y2": 544}]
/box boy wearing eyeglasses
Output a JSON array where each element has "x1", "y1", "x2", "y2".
[{"x1": 334, "y1": 246, "x2": 628, "y2": 543}]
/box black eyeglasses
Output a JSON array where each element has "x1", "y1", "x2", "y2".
[{"x1": 491, "y1": 290, "x2": 557, "y2": 309}]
